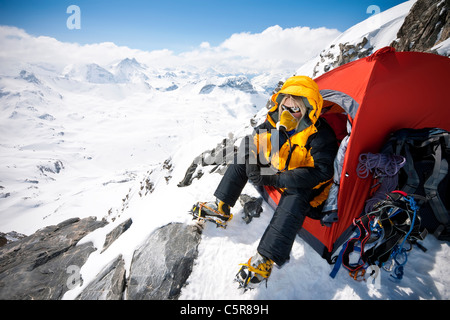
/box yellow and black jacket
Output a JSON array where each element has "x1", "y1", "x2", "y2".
[{"x1": 254, "y1": 76, "x2": 338, "y2": 208}]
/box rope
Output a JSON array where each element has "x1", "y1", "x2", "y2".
[
  {"x1": 357, "y1": 153, "x2": 406, "y2": 213},
  {"x1": 357, "y1": 153, "x2": 405, "y2": 179}
]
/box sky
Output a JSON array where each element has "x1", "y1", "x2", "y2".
[{"x1": 0, "y1": 0, "x2": 408, "y2": 53}]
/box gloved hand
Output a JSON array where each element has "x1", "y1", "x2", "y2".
[
  {"x1": 248, "y1": 169, "x2": 278, "y2": 186},
  {"x1": 246, "y1": 163, "x2": 260, "y2": 177},
  {"x1": 276, "y1": 109, "x2": 299, "y2": 132}
]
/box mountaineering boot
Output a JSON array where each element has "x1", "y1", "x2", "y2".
[
  {"x1": 190, "y1": 199, "x2": 232, "y2": 228},
  {"x1": 217, "y1": 200, "x2": 231, "y2": 216},
  {"x1": 235, "y1": 252, "x2": 273, "y2": 290}
]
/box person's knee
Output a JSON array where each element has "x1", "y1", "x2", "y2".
[{"x1": 278, "y1": 190, "x2": 311, "y2": 214}]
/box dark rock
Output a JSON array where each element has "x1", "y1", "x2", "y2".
[
  {"x1": 37, "y1": 160, "x2": 64, "y2": 175},
  {"x1": 0, "y1": 237, "x2": 6, "y2": 247},
  {"x1": 164, "y1": 84, "x2": 178, "y2": 91},
  {"x1": 126, "y1": 222, "x2": 202, "y2": 300},
  {"x1": 102, "y1": 218, "x2": 132, "y2": 252},
  {"x1": 312, "y1": 37, "x2": 373, "y2": 77},
  {"x1": 0, "y1": 217, "x2": 107, "y2": 300},
  {"x1": 200, "y1": 76, "x2": 256, "y2": 94},
  {"x1": 335, "y1": 38, "x2": 373, "y2": 67},
  {"x1": 177, "y1": 137, "x2": 237, "y2": 187},
  {"x1": 0, "y1": 192, "x2": 11, "y2": 199},
  {"x1": 199, "y1": 84, "x2": 216, "y2": 94},
  {"x1": 218, "y1": 76, "x2": 257, "y2": 94},
  {"x1": 76, "y1": 255, "x2": 126, "y2": 300},
  {"x1": 0, "y1": 231, "x2": 27, "y2": 247},
  {"x1": 392, "y1": 0, "x2": 450, "y2": 53},
  {"x1": 0, "y1": 217, "x2": 202, "y2": 300},
  {"x1": 19, "y1": 70, "x2": 41, "y2": 85}
]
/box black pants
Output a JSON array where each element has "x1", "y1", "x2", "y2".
[{"x1": 214, "y1": 161, "x2": 317, "y2": 266}]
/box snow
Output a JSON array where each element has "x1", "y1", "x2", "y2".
[
  {"x1": 1, "y1": 1, "x2": 449, "y2": 301},
  {"x1": 433, "y1": 37, "x2": 450, "y2": 57},
  {"x1": 334, "y1": 0, "x2": 416, "y2": 48},
  {"x1": 296, "y1": 0, "x2": 417, "y2": 78}
]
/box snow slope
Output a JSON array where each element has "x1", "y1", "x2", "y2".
[
  {"x1": 296, "y1": 0, "x2": 417, "y2": 78},
  {"x1": 0, "y1": 1, "x2": 449, "y2": 300}
]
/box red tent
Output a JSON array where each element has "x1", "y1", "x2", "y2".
[{"x1": 262, "y1": 47, "x2": 450, "y2": 261}]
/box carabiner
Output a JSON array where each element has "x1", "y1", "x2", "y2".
[{"x1": 349, "y1": 269, "x2": 366, "y2": 281}]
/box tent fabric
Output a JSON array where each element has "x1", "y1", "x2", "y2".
[
  {"x1": 263, "y1": 47, "x2": 450, "y2": 262},
  {"x1": 320, "y1": 89, "x2": 359, "y2": 119}
]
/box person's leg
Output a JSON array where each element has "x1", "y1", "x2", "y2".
[
  {"x1": 214, "y1": 134, "x2": 255, "y2": 207},
  {"x1": 213, "y1": 161, "x2": 247, "y2": 207},
  {"x1": 257, "y1": 188, "x2": 312, "y2": 266}
]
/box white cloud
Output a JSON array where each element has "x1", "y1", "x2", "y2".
[
  {"x1": 220, "y1": 25, "x2": 340, "y2": 63},
  {"x1": 199, "y1": 41, "x2": 211, "y2": 49},
  {"x1": 0, "y1": 25, "x2": 340, "y2": 75},
  {"x1": 177, "y1": 25, "x2": 341, "y2": 74},
  {"x1": 0, "y1": 26, "x2": 175, "y2": 73}
]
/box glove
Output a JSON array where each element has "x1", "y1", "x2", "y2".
[
  {"x1": 246, "y1": 163, "x2": 260, "y2": 177},
  {"x1": 248, "y1": 170, "x2": 278, "y2": 186},
  {"x1": 276, "y1": 110, "x2": 299, "y2": 132}
]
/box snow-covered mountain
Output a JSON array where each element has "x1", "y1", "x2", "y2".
[
  {"x1": 0, "y1": 55, "x2": 268, "y2": 231},
  {"x1": 297, "y1": 0, "x2": 450, "y2": 78},
  {"x1": 112, "y1": 58, "x2": 148, "y2": 83},
  {"x1": 0, "y1": 0, "x2": 449, "y2": 300},
  {"x1": 298, "y1": 1, "x2": 417, "y2": 77}
]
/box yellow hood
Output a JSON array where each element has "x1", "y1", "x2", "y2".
[{"x1": 270, "y1": 76, "x2": 323, "y2": 129}]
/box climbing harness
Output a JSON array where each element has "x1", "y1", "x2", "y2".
[{"x1": 330, "y1": 191, "x2": 427, "y2": 281}]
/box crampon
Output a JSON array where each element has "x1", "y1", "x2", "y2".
[
  {"x1": 189, "y1": 202, "x2": 232, "y2": 229},
  {"x1": 234, "y1": 253, "x2": 273, "y2": 292}
]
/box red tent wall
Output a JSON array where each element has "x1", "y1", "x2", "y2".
[{"x1": 297, "y1": 47, "x2": 450, "y2": 260}]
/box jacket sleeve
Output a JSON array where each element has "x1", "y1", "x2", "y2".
[{"x1": 275, "y1": 119, "x2": 338, "y2": 190}]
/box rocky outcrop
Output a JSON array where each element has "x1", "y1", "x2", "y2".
[
  {"x1": 0, "y1": 217, "x2": 201, "y2": 300},
  {"x1": 177, "y1": 136, "x2": 237, "y2": 187},
  {"x1": 391, "y1": 0, "x2": 450, "y2": 53},
  {"x1": 126, "y1": 222, "x2": 202, "y2": 300},
  {"x1": 0, "y1": 217, "x2": 107, "y2": 300},
  {"x1": 311, "y1": 37, "x2": 377, "y2": 78},
  {"x1": 312, "y1": 37, "x2": 374, "y2": 77},
  {"x1": 0, "y1": 231, "x2": 27, "y2": 247},
  {"x1": 306, "y1": 0, "x2": 450, "y2": 78},
  {"x1": 101, "y1": 218, "x2": 132, "y2": 253},
  {"x1": 75, "y1": 254, "x2": 127, "y2": 300},
  {"x1": 335, "y1": 38, "x2": 373, "y2": 68},
  {"x1": 200, "y1": 75, "x2": 257, "y2": 95}
]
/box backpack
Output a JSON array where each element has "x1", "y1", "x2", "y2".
[{"x1": 381, "y1": 128, "x2": 450, "y2": 241}]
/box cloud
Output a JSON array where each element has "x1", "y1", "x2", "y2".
[
  {"x1": 176, "y1": 25, "x2": 341, "y2": 74},
  {"x1": 178, "y1": 25, "x2": 341, "y2": 74},
  {"x1": 0, "y1": 25, "x2": 340, "y2": 75},
  {"x1": 220, "y1": 25, "x2": 340, "y2": 64}
]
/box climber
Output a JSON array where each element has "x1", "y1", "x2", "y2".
[{"x1": 193, "y1": 76, "x2": 338, "y2": 289}]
